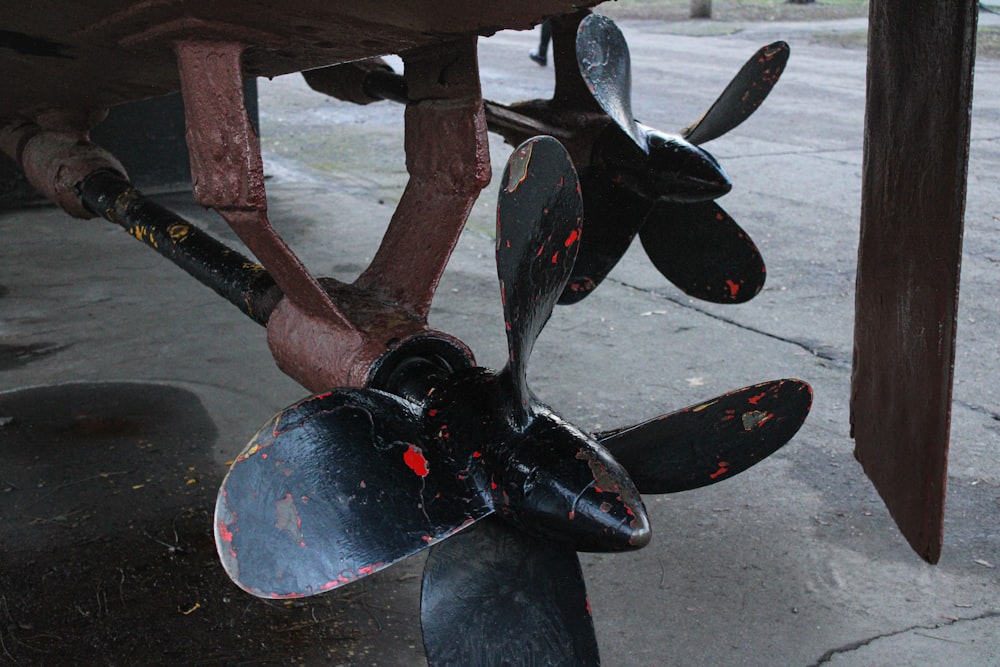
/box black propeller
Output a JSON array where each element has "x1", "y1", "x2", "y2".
[
  {"x1": 560, "y1": 14, "x2": 788, "y2": 306},
  {"x1": 214, "y1": 137, "x2": 811, "y2": 665}
]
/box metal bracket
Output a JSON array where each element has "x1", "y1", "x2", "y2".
[{"x1": 173, "y1": 38, "x2": 488, "y2": 391}]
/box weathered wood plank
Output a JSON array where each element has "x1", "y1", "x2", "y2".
[{"x1": 851, "y1": 0, "x2": 978, "y2": 563}]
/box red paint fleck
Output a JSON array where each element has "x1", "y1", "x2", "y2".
[
  {"x1": 272, "y1": 591, "x2": 305, "y2": 599},
  {"x1": 422, "y1": 535, "x2": 433, "y2": 543},
  {"x1": 261, "y1": 452, "x2": 268, "y2": 459},
  {"x1": 568, "y1": 510, "x2": 576, "y2": 520},
  {"x1": 320, "y1": 580, "x2": 340, "y2": 591},
  {"x1": 403, "y1": 444, "x2": 430, "y2": 477},
  {"x1": 709, "y1": 461, "x2": 730, "y2": 479},
  {"x1": 217, "y1": 520, "x2": 235, "y2": 543},
  {"x1": 472, "y1": 451, "x2": 482, "y2": 458},
  {"x1": 565, "y1": 229, "x2": 580, "y2": 247},
  {"x1": 429, "y1": 409, "x2": 438, "y2": 417},
  {"x1": 551, "y1": 251, "x2": 559, "y2": 264},
  {"x1": 726, "y1": 280, "x2": 740, "y2": 297},
  {"x1": 748, "y1": 391, "x2": 767, "y2": 405}
]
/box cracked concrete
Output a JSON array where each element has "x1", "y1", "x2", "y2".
[
  {"x1": 1, "y1": 12, "x2": 999, "y2": 667},
  {"x1": 812, "y1": 611, "x2": 1000, "y2": 665},
  {"x1": 608, "y1": 276, "x2": 853, "y2": 367}
]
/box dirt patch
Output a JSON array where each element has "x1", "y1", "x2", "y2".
[{"x1": 807, "y1": 26, "x2": 1000, "y2": 59}]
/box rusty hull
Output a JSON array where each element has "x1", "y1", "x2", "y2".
[{"x1": 0, "y1": 0, "x2": 600, "y2": 125}]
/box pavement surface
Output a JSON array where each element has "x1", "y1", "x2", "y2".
[{"x1": 2, "y1": 12, "x2": 1000, "y2": 667}]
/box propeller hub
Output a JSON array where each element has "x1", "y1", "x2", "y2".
[
  {"x1": 592, "y1": 125, "x2": 731, "y2": 204},
  {"x1": 498, "y1": 412, "x2": 651, "y2": 552},
  {"x1": 644, "y1": 128, "x2": 732, "y2": 202},
  {"x1": 423, "y1": 368, "x2": 651, "y2": 553}
]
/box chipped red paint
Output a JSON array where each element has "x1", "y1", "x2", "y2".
[
  {"x1": 217, "y1": 519, "x2": 235, "y2": 543},
  {"x1": 270, "y1": 591, "x2": 305, "y2": 600},
  {"x1": 747, "y1": 391, "x2": 767, "y2": 405},
  {"x1": 709, "y1": 461, "x2": 730, "y2": 479},
  {"x1": 565, "y1": 229, "x2": 580, "y2": 247},
  {"x1": 404, "y1": 444, "x2": 430, "y2": 477},
  {"x1": 726, "y1": 279, "x2": 740, "y2": 297}
]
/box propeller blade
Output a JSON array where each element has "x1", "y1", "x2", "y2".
[
  {"x1": 421, "y1": 519, "x2": 600, "y2": 667},
  {"x1": 214, "y1": 388, "x2": 492, "y2": 599},
  {"x1": 638, "y1": 200, "x2": 766, "y2": 304},
  {"x1": 497, "y1": 137, "x2": 583, "y2": 416},
  {"x1": 682, "y1": 41, "x2": 790, "y2": 146},
  {"x1": 597, "y1": 379, "x2": 812, "y2": 494},
  {"x1": 559, "y1": 168, "x2": 651, "y2": 305},
  {"x1": 576, "y1": 13, "x2": 646, "y2": 150}
]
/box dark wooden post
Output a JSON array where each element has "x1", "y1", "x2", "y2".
[
  {"x1": 690, "y1": 0, "x2": 711, "y2": 19},
  {"x1": 851, "y1": 0, "x2": 978, "y2": 563}
]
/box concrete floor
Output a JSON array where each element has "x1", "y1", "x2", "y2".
[{"x1": 2, "y1": 14, "x2": 1000, "y2": 667}]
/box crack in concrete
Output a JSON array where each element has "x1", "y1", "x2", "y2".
[
  {"x1": 717, "y1": 146, "x2": 864, "y2": 161},
  {"x1": 952, "y1": 397, "x2": 1000, "y2": 423},
  {"x1": 611, "y1": 278, "x2": 851, "y2": 368},
  {"x1": 613, "y1": 280, "x2": 1000, "y2": 423},
  {"x1": 808, "y1": 610, "x2": 1000, "y2": 666}
]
